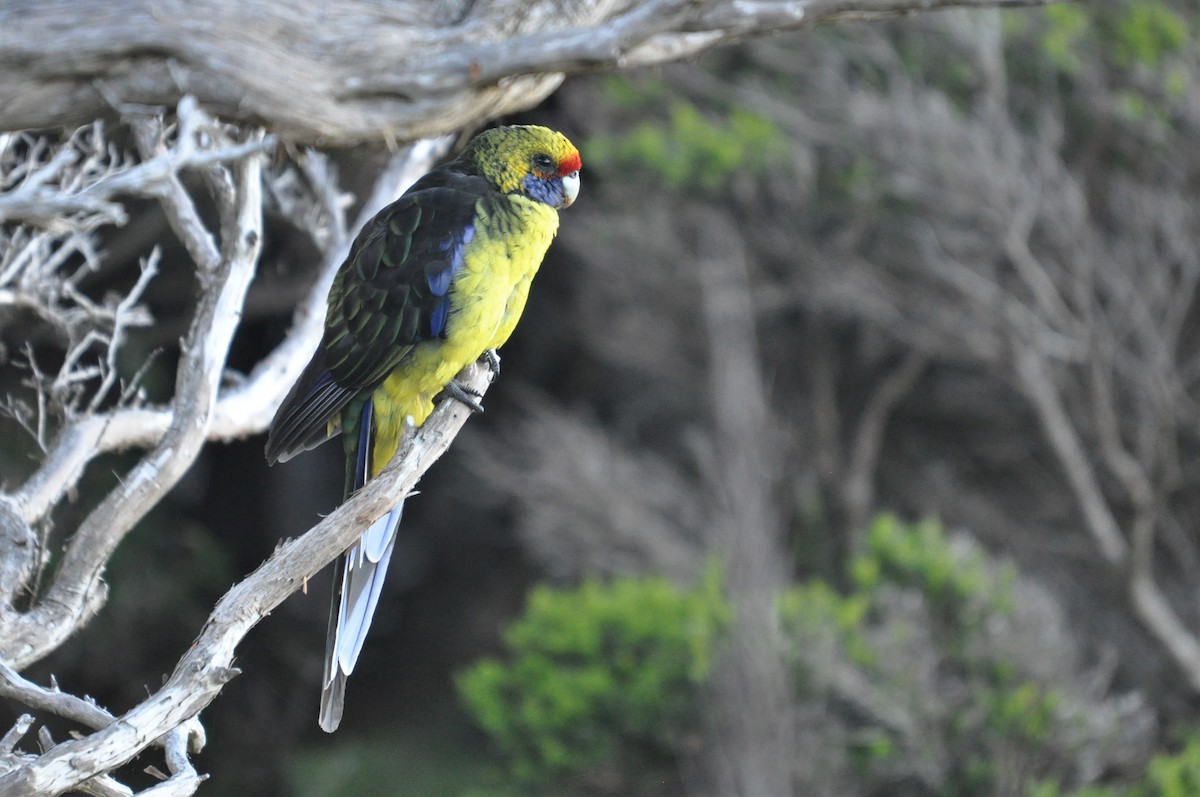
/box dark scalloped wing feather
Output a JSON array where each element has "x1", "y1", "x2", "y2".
[
  {"x1": 323, "y1": 179, "x2": 483, "y2": 389},
  {"x1": 265, "y1": 365, "x2": 358, "y2": 463},
  {"x1": 265, "y1": 170, "x2": 487, "y2": 465}
]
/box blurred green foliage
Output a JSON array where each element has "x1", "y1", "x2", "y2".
[
  {"x1": 1111, "y1": 0, "x2": 1189, "y2": 68},
  {"x1": 1014, "y1": 0, "x2": 1194, "y2": 131},
  {"x1": 804, "y1": 515, "x2": 1078, "y2": 794},
  {"x1": 456, "y1": 560, "x2": 728, "y2": 791},
  {"x1": 1023, "y1": 0, "x2": 1192, "y2": 76},
  {"x1": 457, "y1": 515, "x2": 1138, "y2": 795},
  {"x1": 779, "y1": 580, "x2": 875, "y2": 672},
  {"x1": 1148, "y1": 735, "x2": 1200, "y2": 797},
  {"x1": 597, "y1": 74, "x2": 670, "y2": 110},
  {"x1": 585, "y1": 94, "x2": 786, "y2": 194},
  {"x1": 1038, "y1": 5, "x2": 1090, "y2": 75},
  {"x1": 1031, "y1": 732, "x2": 1200, "y2": 797},
  {"x1": 854, "y1": 514, "x2": 1012, "y2": 616}
]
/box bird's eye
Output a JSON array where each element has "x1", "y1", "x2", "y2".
[{"x1": 532, "y1": 153, "x2": 555, "y2": 170}]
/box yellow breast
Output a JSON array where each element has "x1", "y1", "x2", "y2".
[{"x1": 368, "y1": 196, "x2": 559, "y2": 475}]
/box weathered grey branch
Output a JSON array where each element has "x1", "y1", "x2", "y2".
[
  {"x1": 0, "y1": 362, "x2": 492, "y2": 796},
  {"x1": 0, "y1": 115, "x2": 274, "y2": 231},
  {"x1": 0, "y1": 663, "x2": 115, "y2": 732},
  {"x1": 0, "y1": 501, "x2": 38, "y2": 612},
  {"x1": 1, "y1": 0, "x2": 1060, "y2": 147},
  {"x1": 0, "y1": 665, "x2": 204, "y2": 793},
  {"x1": 143, "y1": 723, "x2": 205, "y2": 796},
  {"x1": 5, "y1": 138, "x2": 450, "y2": 534},
  {"x1": 841, "y1": 350, "x2": 927, "y2": 534},
  {"x1": 0, "y1": 716, "x2": 34, "y2": 755},
  {"x1": 693, "y1": 209, "x2": 795, "y2": 795},
  {"x1": 0, "y1": 126, "x2": 267, "y2": 669},
  {"x1": 0, "y1": 721, "x2": 135, "y2": 797}
]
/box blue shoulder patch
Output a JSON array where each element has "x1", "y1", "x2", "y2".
[
  {"x1": 428, "y1": 225, "x2": 475, "y2": 337},
  {"x1": 426, "y1": 260, "x2": 453, "y2": 297}
]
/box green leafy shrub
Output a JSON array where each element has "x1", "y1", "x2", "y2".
[
  {"x1": 458, "y1": 517, "x2": 1153, "y2": 795},
  {"x1": 456, "y1": 561, "x2": 729, "y2": 792},
  {"x1": 785, "y1": 514, "x2": 1150, "y2": 795},
  {"x1": 1011, "y1": 0, "x2": 1194, "y2": 136},
  {"x1": 855, "y1": 513, "x2": 1011, "y2": 616},
  {"x1": 1112, "y1": 0, "x2": 1189, "y2": 68},
  {"x1": 585, "y1": 101, "x2": 786, "y2": 194},
  {"x1": 1038, "y1": 5, "x2": 1090, "y2": 75}
]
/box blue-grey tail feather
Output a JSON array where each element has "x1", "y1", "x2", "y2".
[
  {"x1": 318, "y1": 396, "x2": 405, "y2": 732},
  {"x1": 318, "y1": 670, "x2": 346, "y2": 733},
  {"x1": 338, "y1": 515, "x2": 400, "y2": 674}
]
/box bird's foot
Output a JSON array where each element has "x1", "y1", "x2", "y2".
[
  {"x1": 480, "y1": 349, "x2": 501, "y2": 381},
  {"x1": 442, "y1": 379, "x2": 485, "y2": 413}
]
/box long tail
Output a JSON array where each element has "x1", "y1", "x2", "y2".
[{"x1": 318, "y1": 397, "x2": 404, "y2": 733}]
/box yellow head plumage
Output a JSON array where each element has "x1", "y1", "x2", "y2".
[{"x1": 464, "y1": 125, "x2": 582, "y2": 209}]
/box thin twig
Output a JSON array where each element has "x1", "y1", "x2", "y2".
[
  {"x1": 0, "y1": 130, "x2": 267, "y2": 668},
  {"x1": 0, "y1": 662, "x2": 115, "y2": 731},
  {"x1": 7, "y1": 138, "x2": 450, "y2": 530},
  {"x1": 0, "y1": 715, "x2": 34, "y2": 755}
]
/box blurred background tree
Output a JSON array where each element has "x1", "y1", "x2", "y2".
[{"x1": 2, "y1": 0, "x2": 1199, "y2": 794}]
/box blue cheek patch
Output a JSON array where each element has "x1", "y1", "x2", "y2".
[
  {"x1": 427, "y1": 225, "x2": 475, "y2": 338},
  {"x1": 523, "y1": 174, "x2": 562, "y2": 207}
]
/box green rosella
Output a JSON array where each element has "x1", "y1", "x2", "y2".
[{"x1": 265, "y1": 126, "x2": 581, "y2": 731}]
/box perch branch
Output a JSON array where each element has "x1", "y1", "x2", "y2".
[{"x1": 0, "y1": 362, "x2": 492, "y2": 796}]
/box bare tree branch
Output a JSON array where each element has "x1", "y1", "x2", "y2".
[
  {"x1": 0, "y1": 117, "x2": 273, "y2": 232},
  {"x1": 0, "y1": 722, "x2": 135, "y2": 797},
  {"x1": 0, "y1": 124, "x2": 266, "y2": 669},
  {"x1": 143, "y1": 723, "x2": 205, "y2": 796},
  {"x1": 841, "y1": 350, "x2": 927, "y2": 534},
  {"x1": 0, "y1": 109, "x2": 464, "y2": 791},
  {"x1": 0, "y1": 362, "x2": 492, "y2": 796},
  {"x1": 773, "y1": 11, "x2": 1200, "y2": 698},
  {"x1": 0, "y1": 716, "x2": 34, "y2": 756},
  {"x1": 0, "y1": 0, "x2": 1063, "y2": 147},
  {"x1": 693, "y1": 208, "x2": 796, "y2": 796},
  {"x1": 0, "y1": 663, "x2": 115, "y2": 732},
  {"x1": 5, "y1": 136, "x2": 451, "y2": 529}
]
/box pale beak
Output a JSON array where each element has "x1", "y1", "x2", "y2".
[{"x1": 561, "y1": 171, "x2": 580, "y2": 208}]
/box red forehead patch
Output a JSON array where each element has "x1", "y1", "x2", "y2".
[{"x1": 558, "y1": 151, "x2": 582, "y2": 176}]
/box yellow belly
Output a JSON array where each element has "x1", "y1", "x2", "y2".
[{"x1": 368, "y1": 196, "x2": 558, "y2": 475}]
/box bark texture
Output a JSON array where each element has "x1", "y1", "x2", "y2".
[{"x1": 2, "y1": 0, "x2": 1051, "y2": 145}]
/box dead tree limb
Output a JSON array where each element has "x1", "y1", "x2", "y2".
[
  {"x1": 2, "y1": 0, "x2": 1061, "y2": 147},
  {"x1": 0, "y1": 92, "x2": 457, "y2": 792},
  {"x1": 0, "y1": 108, "x2": 268, "y2": 669},
  {"x1": 0, "y1": 361, "x2": 490, "y2": 795}
]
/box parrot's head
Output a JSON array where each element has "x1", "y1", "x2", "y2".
[{"x1": 466, "y1": 125, "x2": 582, "y2": 210}]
